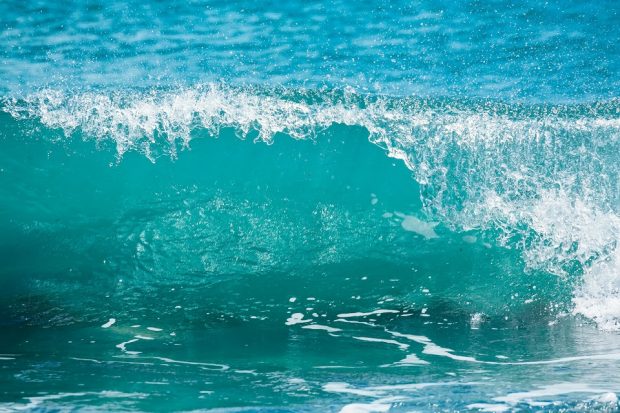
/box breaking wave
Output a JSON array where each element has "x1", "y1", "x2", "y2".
[{"x1": 2, "y1": 84, "x2": 619, "y2": 329}]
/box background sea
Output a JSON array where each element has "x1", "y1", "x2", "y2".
[{"x1": 1, "y1": 0, "x2": 620, "y2": 411}]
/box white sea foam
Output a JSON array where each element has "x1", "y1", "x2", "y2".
[
  {"x1": 339, "y1": 397, "x2": 404, "y2": 413},
  {"x1": 286, "y1": 313, "x2": 312, "y2": 326},
  {"x1": 484, "y1": 383, "x2": 618, "y2": 411},
  {"x1": 573, "y1": 248, "x2": 620, "y2": 331},
  {"x1": 466, "y1": 403, "x2": 510, "y2": 412},
  {"x1": 337, "y1": 309, "x2": 399, "y2": 318},
  {"x1": 390, "y1": 353, "x2": 430, "y2": 366},
  {"x1": 494, "y1": 383, "x2": 612, "y2": 404},
  {"x1": 0, "y1": 391, "x2": 148, "y2": 411},
  {"x1": 323, "y1": 381, "x2": 477, "y2": 407},
  {"x1": 388, "y1": 330, "x2": 478, "y2": 363},
  {"x1": 339, "y1": 402, "x2": 391, "y2": 413},
  {"x1": 115, "y1": 338, "x2": 140, "y2": 354},
  {"x1": 352, "y1": 336, "x2": 409, "y2": 351},
  {"x1": 302, "y1": 324, "x2": 342, "y2": 333},
  {"x1": 144, "y1": 357, "x2": 229, "y2": 370},
  {"x1": 389, "y1": 328, "x2": 620, "y2": 366}
]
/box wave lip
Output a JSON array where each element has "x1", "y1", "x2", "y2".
[{"x1": 3, "y1": 85, "x2": 619, "y2": 158}]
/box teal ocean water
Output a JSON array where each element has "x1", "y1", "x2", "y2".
[{"x1": 1, "y1": 1, "x2": 620, "y2": 412}]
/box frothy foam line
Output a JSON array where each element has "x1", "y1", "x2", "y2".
[
  {"x1": 388, "y1": 329, "x2": 620, "y2": 366},
  {"x1": 488, "y1": 383, "x2": 617, "y2": 411},
  {"x1": 3, "y1": 85, "x2": 618, "y2": 159},
  {"x1": 0, "y1": 391, "x2": 148, "y2": 411}
]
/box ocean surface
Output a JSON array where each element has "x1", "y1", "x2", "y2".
[{"x1": 1, "y1": 1, "x2": 619, "y2": 412}]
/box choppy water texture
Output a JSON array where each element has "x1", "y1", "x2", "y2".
[{"x1": 1, "y1": 1, "x2": 620, "y2": 412}]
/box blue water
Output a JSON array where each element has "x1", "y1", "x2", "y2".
[{"x1": 1, "y1": 1, "x2": 620, "y2": 412}]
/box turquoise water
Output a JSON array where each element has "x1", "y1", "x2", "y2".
[{"x1": 1, "y1": 1, "x2": 620, "y2": 412}]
